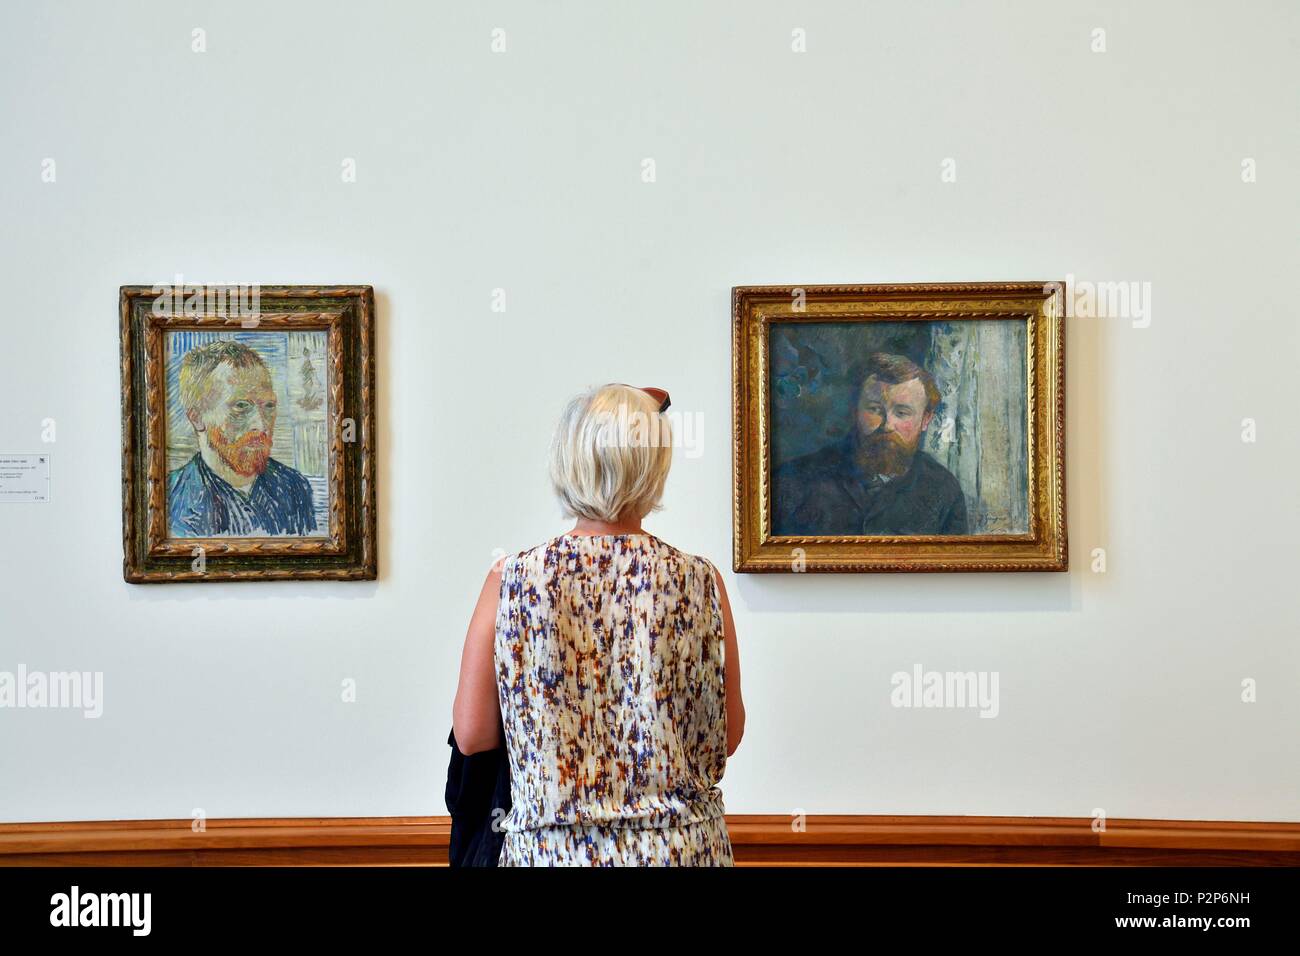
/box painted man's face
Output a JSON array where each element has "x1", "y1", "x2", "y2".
[
  {"x1": 855, "y1": 375, "x2": 934, "y2": 476},
  {"x1": 192, "y1": 361, "x2": 276, "y2": 476}
]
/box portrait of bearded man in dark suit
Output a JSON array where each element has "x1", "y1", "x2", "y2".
[
  {"x1": 166, "y1": 340, "x2": 318, "y2": 538},
  {"x1": 772, "y1": 351, "x2": 968, "y2": 536}
]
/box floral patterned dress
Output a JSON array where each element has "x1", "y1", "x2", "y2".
[{"x1": 494, "y1": 532, "x2": 733, "y2": 866}]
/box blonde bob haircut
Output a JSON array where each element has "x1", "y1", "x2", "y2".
[{"x1": 549, "y1": 383, "x2": 673, "y2": 523}]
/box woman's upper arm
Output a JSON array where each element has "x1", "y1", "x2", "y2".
[
  {"x1": 452, "y1": 563, "x2": 504, "y2": 755},
  {"x1": 710, "y1": 562, "x2": 745, "y2": 756}
]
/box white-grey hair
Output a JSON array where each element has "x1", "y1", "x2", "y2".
[{"x1": 548, "y1": 383, "x2": 673, "y2": 523}]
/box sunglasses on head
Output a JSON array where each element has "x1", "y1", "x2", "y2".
[{"x1": 618, "y1": 384, "x2": 671, "y2": 413}]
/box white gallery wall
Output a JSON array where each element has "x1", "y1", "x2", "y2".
[{"x1": 1, "y1": 0, "x2": 1296, "y2": 823}]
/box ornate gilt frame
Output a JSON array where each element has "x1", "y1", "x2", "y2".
[
  {"x1": 120, "y1": 285, "x2": 377, "y2": 582},
  {"x1": 732, "y1": 282, "x2": 1066, "y2": 573}
]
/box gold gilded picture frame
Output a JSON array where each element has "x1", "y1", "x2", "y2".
[
  {"x1": 120, "y1": 284, "x2": 377, "y2": 582},
  {"x1": 732, "y1": 282, "x2": 1066, "y2": 573}
]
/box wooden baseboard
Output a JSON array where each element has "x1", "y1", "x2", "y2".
[{"x1": 2, "y1": 814, "x2": 1297, "y2": 866}]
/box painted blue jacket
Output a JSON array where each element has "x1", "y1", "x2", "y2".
[{"x1": 167, "y1": 452, "x2": 317, "y2": 537}]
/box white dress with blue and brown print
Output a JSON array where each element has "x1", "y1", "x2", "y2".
[{"x1": 494, "y1": 532, "x2": 733, "y2": 866}]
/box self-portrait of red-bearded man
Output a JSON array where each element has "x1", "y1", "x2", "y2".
[{"x1": 166, "y1": 339, "x2": 318, "y2": 537}]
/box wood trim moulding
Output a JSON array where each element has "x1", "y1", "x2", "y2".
[{"x1": 2, "y1": 815, "x2": 1298, "y2": 866}]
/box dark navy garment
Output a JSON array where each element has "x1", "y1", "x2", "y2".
[
  {"x1": 772, "y1": 431, "x2": 969, "y2": 535},
  {"x1": 444, "y1": 727, "x2": 511, "y2": 867},
  {"x1": 167, "y1": 451, "x2": 317, "y2": 537}
]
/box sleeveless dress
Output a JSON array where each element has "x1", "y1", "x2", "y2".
[{"x1": 494, "y1": 532, "x2": 733, "y2": 866}]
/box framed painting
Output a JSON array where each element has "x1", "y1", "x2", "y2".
[
  {"x1": 732, "y1": 282, "x2": 1066, "y2": 572},
  {"x1": 120, "y1": 284, "x2": 377, "y2": 582}
]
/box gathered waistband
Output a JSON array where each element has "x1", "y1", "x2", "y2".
[{"x1": 502, "y1": 802, "x2": 727, "y2": 834}]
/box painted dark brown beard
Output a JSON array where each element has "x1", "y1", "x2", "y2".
[
  {"x1": 210, "y1": 426, "x2": 271, "y2": 477},
  {"x1": 859, "y1": 430, "x2": 918, "y2": 478}
]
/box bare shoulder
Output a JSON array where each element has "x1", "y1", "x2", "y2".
[{"x1": 475, "y1": 560, "x2": 504, "y2": 609}]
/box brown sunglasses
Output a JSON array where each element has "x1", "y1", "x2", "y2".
[{"x1": 618, "y1": 384, "x2": 671, "y2": 413}]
